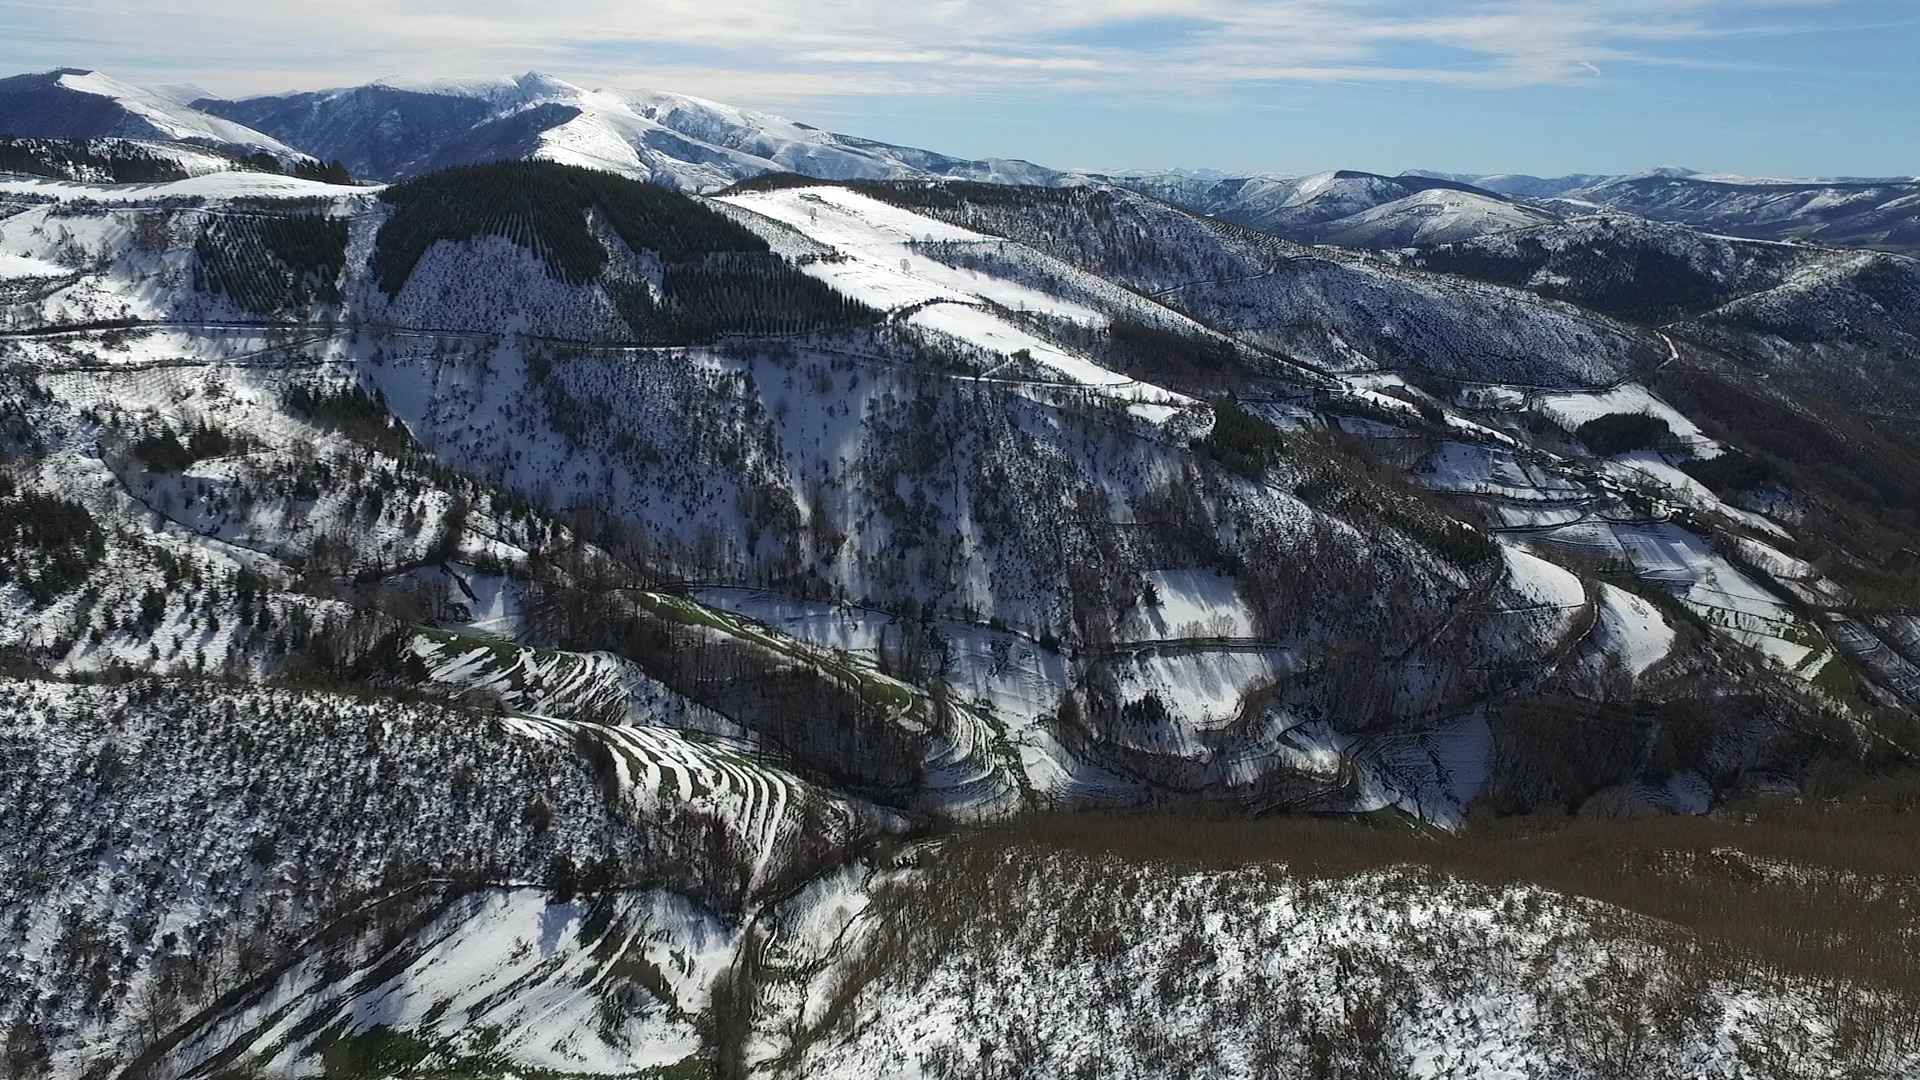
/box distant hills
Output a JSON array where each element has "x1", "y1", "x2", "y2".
[{"x1": 1, "y1": 66, "x2": 1916, "y2": 253}]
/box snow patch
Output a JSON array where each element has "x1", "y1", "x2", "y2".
[
  {"x1": 1535, "y1": 382, "x2": 1720, "y2": 458},
  {"x1": 0, "y1": 253, "x2": 71, "y2": 279},
  {"x1": 1591, "y1": 583, "x2": 1676, "y2": 677}
]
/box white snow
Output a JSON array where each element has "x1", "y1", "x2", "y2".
[
  {"x1": 0, "y1": 171, "x2": 366, "y2": 202},
  {"x1": 720, "y1": 186, "x2": 1095, "y2": 319},
  {"x1": 1500, "y1": 545, "x2": 1588, "y2": 612},
  {"x1": 55, "y1": 71, "x2": 299, "y2": 154},
  {"x1": 1420, "y1": 441, "x2": 1587, "y2": 503},
  {"x1": 177, "y1": 888, "x2": 730, "y2": 1077},
  {"x1": 773, "y1": 854, "x2": 1877, "y2": 1080},
  {"x1": 0, "y1": 253, "x2": 70, "y2": 279},
  {"x1": 1126, "y1": 568, "x2": 1258, "y2": 641},
  {"x1": 1534, "y1": 382, "x2": 1720, "y2": 457},
  {"x1": 500, "y1": 77, "x2": 1050, "y2": 190},
  {"x1": 1590, "y1": 583, "x2": 1676, "y2": 677},
  {"x1": 1106, "y1": 648, "x2": 1292, "y2": 758},
  {"x1": 721, "y1": 185, "x2": 1192, "y2": 413},
  {"x1": 1611, "y1": 523, "x2": 1832, "y2": 677},
  {"x1": 1601, "y1": 451, "x2": 1788, "y2": 538},
  {"x1": 1729, "y1": 534, "x2": 1819, "y2": 582},
  {"x1": 911, "y1": 302, "x2": 1186, "y2": 405},
  {"x1": 507, "y1": 713, "x2": 903, "y2": 888}
]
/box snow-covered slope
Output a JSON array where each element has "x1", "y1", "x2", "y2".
[
  {"x1": 742, "y1": 850, "x2": 1920, "y2": 1080},
  {"x1": 1408, "y1": 213, "x2": 1920, "y2": 418},
  {"x1": 857, "y1": 181, "x2": 1659, "y2": 386},
  {"x1": 4, "y1": 159, "x2": 1895, "y2": 815},
  {"x1": 0, "y1": 169, "x2": 362, "y2": 203},
  {"x1": 198, "y1": 73, "x2": 1060, "y2": 190},
  {"x1": 0, "y1": 69, "x2": 298, "y2": 158},
  {"x1": 717, "y1": 183, "x2": 1196, "y2": 421},
  {"x1": 4, "y1": 147, "x2": 1920, "y2": 1080},
  {"x1": 1418, "y1": 167, "x2": 1920, "y2": 254},
  {"x1": 1097, "y1": 168, "x2": 1545, "y2": 248},
  {"x1": 1315, "y1": 186, "x2": 1560, "y2": 248}
]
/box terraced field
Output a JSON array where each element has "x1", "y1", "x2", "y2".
[
  {"x1": 506, "y1": 714, "x2": 903, "y2": 891},
  {"x1": 161, "y1": 888, "x2": 734, "y2": 1079}
]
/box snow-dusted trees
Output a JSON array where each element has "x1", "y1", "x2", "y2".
[
  {"x1": 373, "y1": 162, "x2": 878, "y2": 343},
  {"x1": 193, "y1": 212, "x2": 348, "y2": 314},
  {"x1": 621, "y1": 253, "x2": 877, "y2": 343},
  {"x1": 0, "y1": 492, "x2": 102, "y2": 604},
  {"x1": 0, "y1": 138, "x2": 188, "y2": 184}
]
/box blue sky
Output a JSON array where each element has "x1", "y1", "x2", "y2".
[{"x1": 2, "y1": 0, "x2": 1914, "y2": 177}]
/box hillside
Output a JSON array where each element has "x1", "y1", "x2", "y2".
[
  {"x1": 1, "y1": 156, "x2": 1918, "y2": 1078},
  {"x1": 1418, "y1": 168, "x2": 1920, "y2": 255},
  {"x1": 1406, "y1": 214, "x2": 1920, "y2": 419},
  {"x1": 0, "y1": 70, "x2": 299, "y2": 161},
  {"x1": 1100, "y1": 169, "x2": 1558, "y2": 249}
]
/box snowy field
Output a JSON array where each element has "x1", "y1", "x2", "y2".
[
  {"x1": 0, "y1": 170, "x2": 366, "y2": 203},
  {"x1": 720, "y1": 185, "x2": 1194, "y2": 415},
  {"x1": 1534, "y1": 382, "x2": 1722, "y2": 458}
]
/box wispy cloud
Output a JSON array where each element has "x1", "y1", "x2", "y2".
[{"x1": 0, "y1": 0, "x2": 1870, "y2": 104}]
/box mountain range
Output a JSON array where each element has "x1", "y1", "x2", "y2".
[
  {"x1": 5, "y1": 67, "x2": 1917, "y2": 254},
  {"x1": 3, "y1": 65, "x2": 1920, "y2": 1080}
]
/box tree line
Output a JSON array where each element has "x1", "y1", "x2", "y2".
[
  {"x1": 0, "y1": 137, "x2": 188, "y2": 184},
  {"x1": 373, "y1": 160, "x2": 769, "y2": 294}
]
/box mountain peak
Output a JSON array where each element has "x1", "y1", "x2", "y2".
[
  {"x1": 0, "y1": 67, "x2": 299, "y2": 155},
  {"x1": 1632, "y1": 165, "x2": 1703, "y2": 179},
  {"x1": 179, "y1": 74, "x2": 1080, "y2": 190}
]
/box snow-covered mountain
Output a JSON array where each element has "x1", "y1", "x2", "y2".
[
  {"x1": 1407, "y1": 169, "x2": 1616, "y2": 199},
  {"x1": 1101, "y1": 165, "x2": 1919, "y2": 255},
  {"x1": 1093, "y1": 168, "x2": 1550, "y2": 248},
  {"x1": 195, "y1": 72, "x2": 1062, "y2": 189},
  {"x1": 1405, "y1": 211, "x2": 1920, "y2": 417},
  {"x1": 5, "y1": 71, "x2": 1920, "y2": 1080},
  {"x1": 184, "y1": 74, "x2": 1589, "y2": 249},
  {"x1": 1311, "y1": 186, "x2": 1561, "y2": 248},
  {"x1": 0, "y1": 68, "x2": 299, "y2": 159},
  {"x1": 1566, "y1": 171, "x2": 1920, "y2": 252},
  {"x1": 1, "y1": 67, "x2": 1062, "y2": 192},
  {"x1": 14, "y1": 68, "x2": 1915, "y2": 257},
  {"x1": 1415, "y1": 167, "x2": 1920, "y2": 253}
]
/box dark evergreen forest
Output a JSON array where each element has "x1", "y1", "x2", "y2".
[{"x1": 375, "y1": 161, "x2": 875, "y2": 343}]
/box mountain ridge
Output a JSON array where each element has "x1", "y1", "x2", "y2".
[
  {"x1": 0, "y1": 68, "x2": 301, "y2": 159},
  {"x1": 8, "y1": 66, "x2": 1917, "y2": 256}
]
